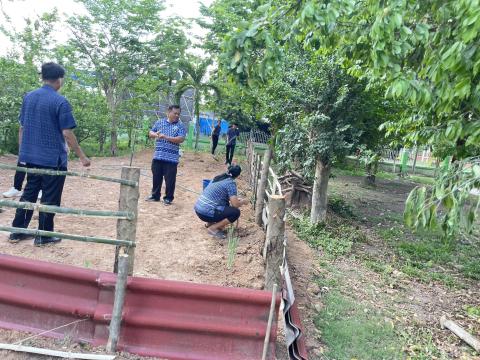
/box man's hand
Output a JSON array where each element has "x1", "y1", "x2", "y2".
[
  {"x1": 80, "y1": 156, "x2": 91, "y2": 167},
  {"x1": 157, "y1": 132, "x2": 165, "y2": 139},
  {"x1": 240, "y1": 198, "x2": 250, "y2": 206}
]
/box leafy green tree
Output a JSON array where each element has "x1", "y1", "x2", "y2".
[
  {"x1": 223, "y1": 0, "x2": 480, "y2": 235},
  {"x1": 274, "y1": 53, "x2": 390, "y2": 223},
  {"x1": 174, "y1": 58, "x2": 220, "y2": 149},
  {"x1": 405, "y1": 158, "x2": 480, "y2": 239},
  {"x1": 0, "y1": 59, "x2": 39, "y2": 154},
  {"x1": 60, "y1": 71, "x2": 110, "y2": 147},
  {"x1": 0, "y1": 11, "x2": 58, "y2": 154},
  {"x1": 65, "y1": 0, "x2": 189, "y2": 155},
  {"x1": 198, "y1": 0, "x2": 266, "y2": 129}
]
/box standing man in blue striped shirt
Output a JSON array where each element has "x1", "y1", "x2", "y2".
[
  {"x1": 146, "y1": 105, "x2": 186, "y2": 205},
  {"x1": 9, "y1": 62, "x2": 91, "y2": 245}
]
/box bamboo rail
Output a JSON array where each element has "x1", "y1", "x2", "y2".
[
  {"x1": 0, "y1": 226, "x2": 135, "y2": 247},
  {"x1": 0, "y1": 163, "x2": 138, "y2": 187},
  {"x1": 0, "y1": 200, "x2": 134, "y2": 220}
]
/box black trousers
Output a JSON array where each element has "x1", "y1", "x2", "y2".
[
  {"x1": 13, "y1": 161, "x2": 27, "y2": 191},
  {"x1": 226, "y1": 144, "x2": 236, "y2": 164},
  {"x1": 151, "y1": 159, "x2": 178, "y2": 201},
  {"x1": 211, "y1": 135, "x2": 219, "y2": 154},
  {"x1": 12, "y1": 163, "x2": 66, "y2": 232},
  {"x1": 196, "y1": 206, "x2": 241, "y2": 224}
]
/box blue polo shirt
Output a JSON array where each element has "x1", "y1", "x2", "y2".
[
  {"x1": 18, "y1": 85, "x2": 76, "y2": 168},
  {"x1": 194, "y1": 178, "x2": 238, "y2": 217},
  {"x1": 151, "y1": 118, "x2": 186, "y2": 163},
  {"x1": 227, "y1": 127, "x2": 240, "y2": 145}
]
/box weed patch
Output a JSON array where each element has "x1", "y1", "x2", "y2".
[
  {"x1": 291, "y1": 215, "x2": 365, "y2": 258},
  {"x1": 328, "y1": 194, "x2": 356, "y2": 218},
  {"x1": 314, "y1": 291, "x2": 404, "y2": 359}
]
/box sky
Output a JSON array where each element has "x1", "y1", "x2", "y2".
[{"x1": 0, "y1": 0, "x2": 213, "y2": 56}]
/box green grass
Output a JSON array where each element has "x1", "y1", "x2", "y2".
[
  {"x1": 376, "y1": 225, "x2": 480, "y2": 284},
  {"x1": 314, "y1": 291, "x2": 404, "y2": 360},
  {"x1": 333, "y1": 166, "x2": 398, "y2": 181},
  {"x1": 328, "y1": 194, "x2": 357, "y2": 218},
  {"x1": 291, "y1": 215, "x2": 366, "y2": 258},
  {"x1": 408, "y1": 174, "x2": 436, "y2": 185},
  {"x1": 78, "y1": 138, "x2": 151, "y2": 158}
]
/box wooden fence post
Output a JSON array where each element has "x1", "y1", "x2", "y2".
[
  {"x1": 253, "y1": 154, "x2": 261, "y2": 210},
  {"x1": 264, "y1": 195, "x2": 285, "y2": 290},
  {"x1": 114, "y1": 167, "x2": 140, "y2": 274},
  {"x1": 255, "y1": 149, "x2": 272, "y2": 225},
  {"x1": 107, "y1": 254, "x2": 129, "y2": 353}
]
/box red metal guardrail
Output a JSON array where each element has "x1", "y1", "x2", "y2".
[{"x1": 0, "y1": 254, "x2": 280, "y2": 360}]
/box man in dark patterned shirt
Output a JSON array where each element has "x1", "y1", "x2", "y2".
[
  {"x1": 146, "y1": 105, "x2": 186, "y2": 205},
  {"x1": 9, "y1": 62, "x2": 91, "y2": 246}
]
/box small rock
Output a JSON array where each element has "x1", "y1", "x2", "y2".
[{"x1": 307, "y1": 283, "x2": 321, "y2": 296}]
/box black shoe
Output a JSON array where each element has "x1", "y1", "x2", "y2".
[
  {"x1": 8, "y1": 233, "x2": 33, "y2": 243},
  {"x1": 34, "y1": 236, "x2": 61, "y2": 246},
  {"x1": 163, "y1": 199, "x2": 172, "y2": 206},
  {"x1": 145, "y1": 196, "x2": 160, "y2": 202}
]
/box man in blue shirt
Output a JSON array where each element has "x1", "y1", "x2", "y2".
[
  {"x1": 9, "y1": 62, "x2": 91, "y2": 245},
  {"x1": 194, "y1": 165, "x2": 249, "y2": 239},
  {"x1": 211, "y1": 119, "x2": 221, "y2": 155},
  {"x1": 146, "y1": 105, "x2": 186, "y2": 205},
  {"x1": 225, "y1": 123, "x2": 240, "y2": 165}
]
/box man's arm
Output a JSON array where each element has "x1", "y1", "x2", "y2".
[
  {"x1": 151, "y1": 132, "x2": 184, "y2": 144},
  {"x1": 229, "y1": 195, "x2": 249, "y2": 208},
  {"x1": 62, "y1": 129, "x2": 91, "y2": 167},
  {"x1": 158, "y1": 134, "x2": 185, "y2": 144}
]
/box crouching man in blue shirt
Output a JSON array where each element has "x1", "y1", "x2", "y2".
[
  {"x1": 194, "y1": 165, "x2": 249, "y2": 239},
  {"x1": 9, "y1": 62, "x2": 91, "y2": 246}
]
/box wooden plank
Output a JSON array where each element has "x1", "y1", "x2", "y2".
[{"x1": 441, "y1": 316, "x2": 480, "y2": 352}]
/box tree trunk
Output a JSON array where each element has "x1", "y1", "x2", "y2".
[
  {"x1": 363, "y1": 174, "x2": 376, "y2": 186},
  {"x1": 412, "y1": 146, "x2": 419, "y2": 174},
  {"x1": 110, "y1": 126, "x2": 118, "y2": 156},
  {"x1": 255, "y1": 145, "x2": 273, "y2": 226},
  {"x1": 106, "y1": 88, "x2": 118, "y2": 156},
  {"x1": 310, "y1": 158, "x2": 331, "y2": 224},
  {"x1": 99, "y1": 129, "x2": 106, "y2": 153},
  {"x1": 127, "y1": 125, "x2": 133, "y2": 149},
  {"x1": 195, "y1": 90, "x2": 200, "y2": 150}
]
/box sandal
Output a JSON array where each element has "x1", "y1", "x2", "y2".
[{"x1": 207, "y1": 229, "x2": 226, "y2": 239}]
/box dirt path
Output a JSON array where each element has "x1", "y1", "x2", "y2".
[
  {"x1": 0, "y1": 150, "x2": 265, "y2": 287},
  {"x1": 0, "y1": 150, "x2": 272, "y2": 359}
]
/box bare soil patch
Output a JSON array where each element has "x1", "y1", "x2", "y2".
[{"x1": 0, "y1": 150, "x2": 271, "y2": 359}]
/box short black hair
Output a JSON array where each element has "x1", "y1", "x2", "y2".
[
  {"x1": 41, "y1": 62, "x2": 65, "y2": 81},
  {"x1": 168, "y1": 105, "x2": 181, "y2": 111}
]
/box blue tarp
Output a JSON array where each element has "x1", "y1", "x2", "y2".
[{"x1": 198, "y1": 118, "x2": 229, "y2": 136}]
